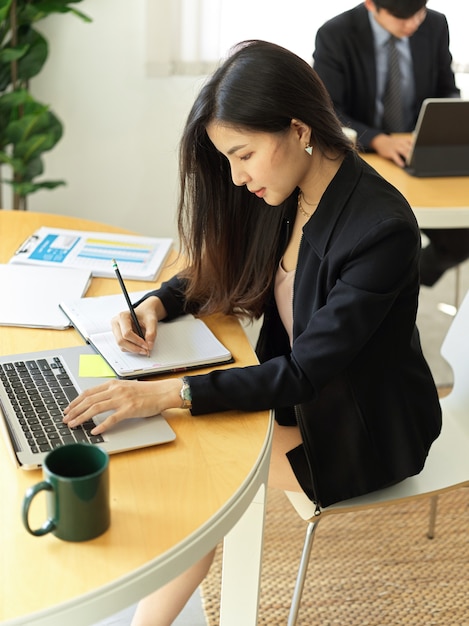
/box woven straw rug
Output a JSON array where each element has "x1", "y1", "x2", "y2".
[{"x1": 201, "y1": 486, "x2": 469, "y2": 625}]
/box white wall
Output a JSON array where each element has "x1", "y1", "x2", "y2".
[
  {"x1": 25, "y1": 0, "x2": 468, "y2": 239},
  {"x1": 29, "y1": 0, "x2": 205, "y2": 239}
]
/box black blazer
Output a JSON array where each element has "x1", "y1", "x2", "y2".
[
  {"x1": 146, "y1": 152, "x2": 442, "y2": 508},
  {"x1": 313, "y1": 4, "x2": 460, "y2": 148}
]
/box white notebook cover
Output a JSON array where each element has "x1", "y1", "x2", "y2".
[{"x1": 0, "y1": 265, "x2": 92, "y2": 330}]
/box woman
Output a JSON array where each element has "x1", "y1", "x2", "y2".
[{"x1": 64, "y1": 41, "x2": 441, "y2": 625}]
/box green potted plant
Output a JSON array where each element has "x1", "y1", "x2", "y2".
[{"x1": 0, "y1": 0, "x2": 90, "y2": 210}]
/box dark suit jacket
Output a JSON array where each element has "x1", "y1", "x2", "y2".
[
  {"x1": 145, "y1": 152, "x2": 441, "y2": 508},
  {"x1": 313, "y1": 4, "x2": 460, "y2": 149}
]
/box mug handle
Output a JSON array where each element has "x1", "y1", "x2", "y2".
[{"x1": 22, "y1": 481, "x2": 56, "y2": 536}]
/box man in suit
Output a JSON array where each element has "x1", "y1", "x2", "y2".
[{"x1": 313, "y1": 0, "x2": 469, "y2": 287}]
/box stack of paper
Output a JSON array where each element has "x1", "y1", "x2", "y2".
[
  {"x1": 9, "y1": 226, "x2": 173, "y2": 280},
  {"x1": 0, "y1": 265, "x2": 92, "y2": 330}
]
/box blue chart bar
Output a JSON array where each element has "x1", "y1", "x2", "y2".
[
  {"x1": 76, "y1": 236, "x2": 159, "y2": 266},
  {"x1": 77, "y1": 241, "x2": 153, "y2": 265}
]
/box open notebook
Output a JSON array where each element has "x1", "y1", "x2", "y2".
[{"x1": 59, "y1": 291, "x2": 233, "y2": 379}]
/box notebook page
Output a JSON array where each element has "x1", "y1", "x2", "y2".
[
  {"x1": 60, "y1": 291, "x2": 148, "y2": 339},
  {"x1": 89, "y1": 316, "x2": 232, "y2": 377}
]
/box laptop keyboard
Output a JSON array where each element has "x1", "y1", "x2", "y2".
[{"x1": 0, "y1": 356, "x2": 104, "y2": 454}]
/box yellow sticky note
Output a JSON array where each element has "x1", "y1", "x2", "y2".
[{"x1": 79, "y1": 354, "x2": 116, "y2": 378}]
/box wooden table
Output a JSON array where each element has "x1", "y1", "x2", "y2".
[
  {"x1": 0, "y1": 211, "x2": 273, "y2": 626},
  {"x1": 361, "y1": 152, "x2": 469, "y2": 228}
]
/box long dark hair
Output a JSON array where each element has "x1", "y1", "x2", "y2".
[{"x1": 178, "y1": 40, "x2": 351, "y2": 319}]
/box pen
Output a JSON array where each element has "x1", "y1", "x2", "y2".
[{"x1": 112, "y1": 259, "x2": 146, "y2": 340}]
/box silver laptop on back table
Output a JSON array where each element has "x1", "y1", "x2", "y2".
[
  {"x1": 0, "y1": 345, "x2": 175, "y2": 469},
  {"x1": 405, "y1": 98, "x2": 469, "y2": 177}
]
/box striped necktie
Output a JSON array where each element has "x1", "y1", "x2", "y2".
[{"x1": 382, "y1": 36, "x2": 404, "y2": 132}]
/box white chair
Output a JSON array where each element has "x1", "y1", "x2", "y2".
[
  {"x1": 437, "y1": 263, "x2": 463, "y2": 317},
  {"x1": 284, "y1": 289, "x2": 469, "y2": 626}
]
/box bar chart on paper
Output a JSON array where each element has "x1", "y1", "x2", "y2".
[{"x1": 9, "y1": 227, "x2": 173, "y2": 281}]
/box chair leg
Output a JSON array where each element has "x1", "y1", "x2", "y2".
[
  {"x1": 427, "y1": 495, "x2": 439, "y2": 539},
  {"x1": 287, "y1": 519, "x2": 321, "y2": 626}
]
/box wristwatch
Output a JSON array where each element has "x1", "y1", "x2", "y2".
[{"x1": 179, "y1": 377, "x2": 192, "y2": 409}]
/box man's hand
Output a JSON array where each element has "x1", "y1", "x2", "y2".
[{"x1": 370, "y1": 134, "x2": 413, "y2": 167}]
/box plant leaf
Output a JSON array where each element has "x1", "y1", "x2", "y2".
[
  {"x1": 0, "y1": 0, "x2": 12, "y2": 23},
  {"x1": 15, "y1": 28, "x2": 49, "y2": 80},
  {"x1": 0, "y1": 88, "x2": 33, "y2": 109},
  {"x1": 0, "y1": 44, "x2": 29, "y2": 63},
  {"x1": 20, "y1": 1, "x2": 92, "y2": 24},
  {"x1": 23, "y1": 155, "x2": 44, "y2": 179},
  {"x1": 10, "y1": 179, "x2": 66, "y2": 196}
]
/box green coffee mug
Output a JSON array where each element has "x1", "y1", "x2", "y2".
[{"x1": 22, "y1": 443, "x2": 110, "y2": 542}]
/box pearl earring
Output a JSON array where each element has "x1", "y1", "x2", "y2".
[{"x1": 305, "y1": 144, "x2": 313, "y2": 156}]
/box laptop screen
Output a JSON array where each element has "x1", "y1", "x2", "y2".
[
  {"x1": 412, "y1": 98, "x2": 469, "y2": 146},
  {"x1": 406, "y1": 98, "x2": 469, "y2": 177}
]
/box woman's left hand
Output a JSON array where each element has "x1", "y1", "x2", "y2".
[{"x1": 63, "y1": 378, "x2": 183, "y2": 435}]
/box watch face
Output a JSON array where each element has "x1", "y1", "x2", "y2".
[{"x1": 180, "y1": 380, "x2": 192, "y2": 408}]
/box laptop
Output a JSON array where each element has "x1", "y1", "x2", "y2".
[
  {"x1": 0, "y1": 345, "x2": 176, "y2": 469},
  {"x1": 405, "y1": 98, "x2": 469, "y2": 177}
]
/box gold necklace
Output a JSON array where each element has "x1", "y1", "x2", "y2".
[
  {"x1": 300, "y1": 191, "x2": 320, "y2": 206},
  {"x1": 297, "y1": 191, "x2": 319, "y2": 219}
]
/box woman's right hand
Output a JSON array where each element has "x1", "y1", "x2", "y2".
[
  {"x1": 63, "y1": 377, "x2": 184, "y2": 435},
  {"x1": 111, "y1": 295, "x2": 167, "y2": 355}
]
